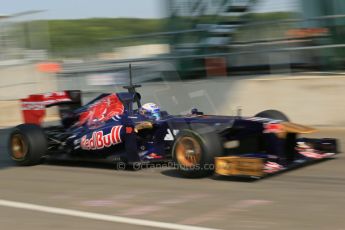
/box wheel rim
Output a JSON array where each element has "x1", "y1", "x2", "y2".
[
  {"x1": 176, "y1": 136, "x2": 202, "y2": 167},
  {"x1": 11, "y1": 134, "x2": 27, "y2": 160}
]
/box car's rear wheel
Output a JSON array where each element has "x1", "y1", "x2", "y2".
[
  {"x1": 9, "y1": 124, "x2": 47, "y2": 166},
  {"x1": 172, "y1": 127, "x2": 223, "y2": 178}
]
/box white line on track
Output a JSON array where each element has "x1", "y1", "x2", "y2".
[{"x1": 0, "y1": 199, "x2": 221, "y2": 230}]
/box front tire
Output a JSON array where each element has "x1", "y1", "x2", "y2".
[
  {"x1": 9, "y1": 124, "x2": 47, "y2": 166},
  {"x1": 172, "y1": 127, "x2": 223, "y2": 178},
  {"x1": 255, "y1": 110, "x2": 289, "y2": 121}
]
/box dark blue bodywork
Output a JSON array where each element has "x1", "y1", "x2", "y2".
[{"x1": 43, "y1": 91, "x2": 338, "y2": 176}]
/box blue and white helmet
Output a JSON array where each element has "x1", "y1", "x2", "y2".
[{"x1": 140, "y1": 103, "x2": 161, "y2": 120}]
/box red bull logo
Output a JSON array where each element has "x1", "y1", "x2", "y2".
[{"x1": 81, "y1": 126, "x2": 122, "y2": 150}]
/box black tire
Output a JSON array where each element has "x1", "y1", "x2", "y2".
[
  {"x1": 8, "y1": 124, "x2": 47, "y2": 166},
  {"x1": 254, "y1": 110, "x2": 290, "y2": 122},
  {"x1": 172, "y1": 127, "x2": 223, "y2": 178}
]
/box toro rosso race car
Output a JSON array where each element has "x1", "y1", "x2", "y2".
[{"x1": 8, "y1": 78, "x2": 339, "y2": 178}]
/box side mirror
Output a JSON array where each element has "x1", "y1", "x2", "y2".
[{"x1": 191, "y1": 108, "x2": 204, "y2": 115}]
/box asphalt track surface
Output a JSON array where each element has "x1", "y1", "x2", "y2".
[{"x1": 0, "y1": 128, "x2": 345, "y2": 230}]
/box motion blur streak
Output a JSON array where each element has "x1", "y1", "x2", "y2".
[{"x1": 0, "y1": 199, "x2": 221, "y2": 230}]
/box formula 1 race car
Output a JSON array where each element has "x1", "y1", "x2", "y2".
[{"x1": 8, "y1": 72, "x2": 339, "y2": 178}]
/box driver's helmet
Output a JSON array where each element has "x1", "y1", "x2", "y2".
[{"x1": 139, "y1": 103, "x2": 161, "y2": 120}]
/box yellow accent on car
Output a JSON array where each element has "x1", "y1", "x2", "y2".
[
  {"x1": 134, "y1": 121, "x2": 153, "y2": 132},
  {"x1": 215, "y1": 156, "x2": 264, "y2": 177},
  {"x1": 281, "y1": 122, "x2": 317, "y2": 134}
]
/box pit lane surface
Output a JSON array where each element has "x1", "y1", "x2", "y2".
[{"x1": 0, "y1": 128, "x2": 345, "y2": 230}]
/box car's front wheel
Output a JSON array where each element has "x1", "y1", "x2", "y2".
[
  {"x1": 255, "y1": 109, "x2": 290, "y2": 121},
  {"x1": 172, "y1": 127, "x2": 222, "y2": 178}
]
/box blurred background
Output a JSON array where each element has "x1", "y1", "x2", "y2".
[{"x1": 1, "y1": 0, "x2": 345, "y2": 126}]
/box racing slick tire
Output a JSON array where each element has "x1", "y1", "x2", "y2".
[
  {"x1": 8, "y1": 124, "x2": 47, "y2": 166},
  {"x1": 255, "y1": 109, "x2": 289, "y2": 121},
  {"x1": 172, "y1": 127, "x2": 222, "y2": 178}
]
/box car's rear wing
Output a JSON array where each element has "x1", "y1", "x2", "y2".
[{"x1": 21, "y1": 90, "x2": 81, "y2": 125}]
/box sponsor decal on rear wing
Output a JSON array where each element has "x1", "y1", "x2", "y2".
[{"x1": 20, "y1": 91, "x2": 80, "y2": 125}]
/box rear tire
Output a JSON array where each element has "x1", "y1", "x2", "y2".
[
  {"x1": 172, "y1": 127, "x2": 223, "y2": 178},
  {"x1": 8, "y1": 124, "x2": 47, "y2": 166},
  {"x1": 255, "y1": 110, "x2": 289, "y2": 121}
]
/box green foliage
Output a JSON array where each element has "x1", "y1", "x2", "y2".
[
  {"x1": 10, "y1": 12, "x2": 297, "y2": 58},
  {"x1": 247, "y1": 12, "x2": 299, "y2": 21},
  {"x1": 46, "y1": 18, "x2": 167, "y2": 57}
]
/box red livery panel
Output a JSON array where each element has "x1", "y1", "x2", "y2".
[
  {"x1": 21, "y1": 91, "x2": 72, "y2": 125},
  {"x1": 78, "y1": 94, "x2": 124, "y2": 126}
]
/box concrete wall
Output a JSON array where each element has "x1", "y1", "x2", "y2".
[
  {"x1": 0, "y1": 64, "x2": 57, "y2": 100},
  {"x1": 0, "y1": 64, "x2": 58, "y2": 126},
  {"x1": 138, "y1": 75, "x2": 345, "y2": 126},
  {"x1": 58, "y1": 73, "x2": 345, "y2": 127},
  {"x1": 1, "y1": 63, "x2": 345, "y2": 127},
  {"x1": 228, "y1": 75, "x2": 345, "y2": 126}
]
